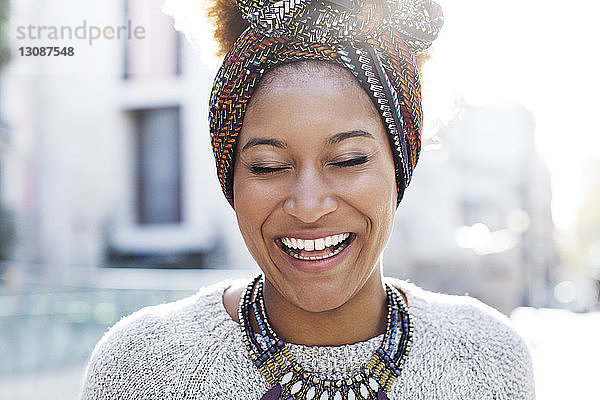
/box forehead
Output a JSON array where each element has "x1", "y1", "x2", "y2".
[
  {"x1": 240, "y1": 64, "x2": 386, "y2": 148},
  {"x1": 249, "y1": 62, "x2": 377, "y2": 116}
]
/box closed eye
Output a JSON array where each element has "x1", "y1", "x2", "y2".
[
  {"x1": 331, "y1": 155, "x2": 369, "y2": 168},
  {"x1": 249, "y1": 164, "x2": 288, "y2": 175}
]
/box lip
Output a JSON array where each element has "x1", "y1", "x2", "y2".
[
  {"x1": 275, "y1": 232, "x2": 356, "y2": 274},
  {"x1": 277, "y1": 231, "x2": 349, "y2": 241}
]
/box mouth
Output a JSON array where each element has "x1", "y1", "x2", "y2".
[{"x1": 277, "y1": 232, "x2": 355, "y2": 261}]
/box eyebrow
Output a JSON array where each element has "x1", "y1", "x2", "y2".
[
  {"x1": 327, "y1": 130, "x2": 375, "y2": 145},
  {"x1": 240, "y1": 130, "x2": 374, "y2": 152},
  {"x1": 241, "y1": 137, "x2": 287, "y2": 152}
]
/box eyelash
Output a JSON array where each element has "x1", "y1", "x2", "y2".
[
  {"x1": 249, "y1": 165, "x2": 288, "y2": 175},
  {"x1": 249, "y1": 156, "x2": 369, "y2": 175},
  {"x1": 331, "y1": 155, "x2": 369, "y2": 168}
]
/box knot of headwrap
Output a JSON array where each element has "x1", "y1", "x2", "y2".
[
  {"x1": 209, "y1": 0, "x2": 443, "y2": 207},
  {"x1": 241, "y1": 0, "x2": 443, "y2": 54}
]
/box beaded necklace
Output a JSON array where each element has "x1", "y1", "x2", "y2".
[{"x1": 238, "y1": 276, "x2": 413, "y2": 400}]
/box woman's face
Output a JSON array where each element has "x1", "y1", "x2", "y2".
[{"x1": 233, "y1": 65, "x2": 397, "y2": 313}]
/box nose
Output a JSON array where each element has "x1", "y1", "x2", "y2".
[{"x1": 282, "y1": 167, "x2": 338, "y2": 223}]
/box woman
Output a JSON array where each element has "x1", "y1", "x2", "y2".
[{"x1": 81, "y1": 0, "x2": 535, "y2": 398}]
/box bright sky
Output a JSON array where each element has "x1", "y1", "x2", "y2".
[{"x1": 425, "y1": 0, "x2": 600, "y2": 231}]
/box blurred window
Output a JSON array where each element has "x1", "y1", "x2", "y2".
[
  {"x1": 134, "y1": 107, "x2": 182, "y2": 225},
  {"x1": 123, "y1": 0, "x2": 181, "y2": 79}
]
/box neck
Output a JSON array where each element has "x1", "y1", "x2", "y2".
[{"x1": 261, "y1": 270, "x2": 387, "y2": 346}]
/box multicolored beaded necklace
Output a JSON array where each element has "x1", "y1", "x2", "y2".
[{"x1": 238, "y1": 276, "x2": 413, "y2": 400}]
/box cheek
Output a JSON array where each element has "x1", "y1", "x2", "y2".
[
  {"x1": 348, "y1": 158, "x2": 396, "y2": 247},
  {"x1": 234, "y1": 178, "x2": 263, "y2": 237},
  {"x1": 233, "y1": 195, "x2": 269, "y2": 267},
  {"x1": 337, "y1": 159, "x2": 397, "y2": 214},
  {"x1": 233, "y1": 173, "x2": 284, "y2": 257},
  {"x1": 375, "y1": 159, "x2": 398, "y2": 235},
  {"x1": 234, "y1": 176, "x2": 283, "y2": 221}
]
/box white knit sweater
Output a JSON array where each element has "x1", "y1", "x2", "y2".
[{"x1": 80, "y1": 278, "x2": 535, "y2": 399}]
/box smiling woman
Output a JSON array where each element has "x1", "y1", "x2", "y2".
[
  {"x1": 231, "y1": 64, "x2": 398, "y2": 348},
  {"x1": 233, "y1": 63, "x2": 396, "y2": 320},
  {"x1": 80, "y1": 0, "x2": 536, "y2": 399}
]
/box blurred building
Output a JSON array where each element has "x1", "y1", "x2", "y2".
[
  {"x1": 385, "y1": 103, "x2": 557, "y2": 312},
  {"x1": 2, "y1": 0, "x2": 254, "y2": 283},
  {"x1": 0, "y1": 94, "x2": 13, "y2": 267},
  {"x1": 0, "y1": 0, "x2": 13, "y2": 268},
  {"x1": 1, "y1": 0, "x2": 256, "y2": 377}
]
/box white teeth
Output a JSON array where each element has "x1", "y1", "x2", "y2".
[
  {"x1": 315, "y1": 238, "x2": 325, "y2": 251},
  {"x1": 279, "y1": 233, "x2": 351, "y2": 254},
  {"x1": 287, "y1": 243, "x2": 346, "y2": 260}
]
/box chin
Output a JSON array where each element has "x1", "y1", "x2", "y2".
[{"x1": 278, "y1": 274, "x2": 357, "y2": 313}]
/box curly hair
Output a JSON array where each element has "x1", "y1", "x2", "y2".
[{"x1": 206, "y1": 0, "x2": 249, "y2": 57}]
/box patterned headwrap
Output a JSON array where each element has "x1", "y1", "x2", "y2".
[{"x1": 209, "y1": 0, "x2": 443, "y2": 207}]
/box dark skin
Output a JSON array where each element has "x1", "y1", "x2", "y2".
[{"x1": 222, "y1": 64, "x2": 405, "y2": 346}]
